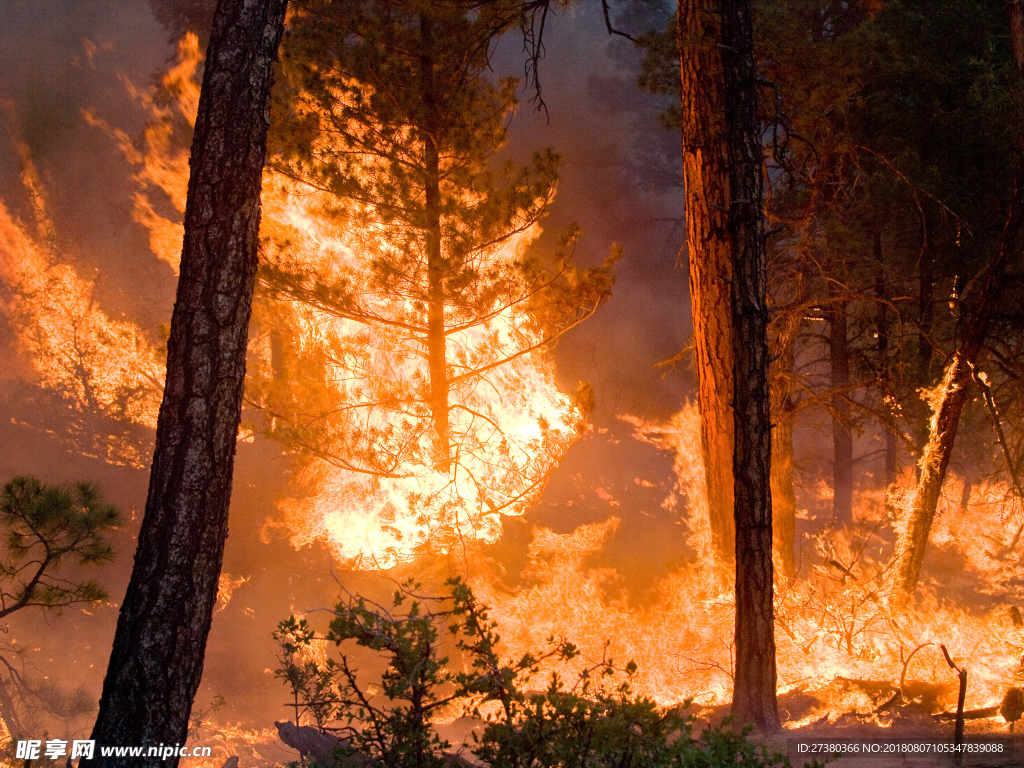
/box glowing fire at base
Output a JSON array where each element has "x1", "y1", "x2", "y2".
[{"x1": 472, "y1": 405, "x2": 1024, "y2": 727}]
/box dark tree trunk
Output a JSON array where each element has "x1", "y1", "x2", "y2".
[
  {"x1": 420, "y1": 13, "x2": 451, "y2": 471},
  {"x1": 917, "y1": 244, "x2": 934, "y2": 381},
  {"x1": 721, "y1": 0, "x2": 779, "y2": 731},
  {"x1": 891, "y1": 0, "x2": 1024, "y2": 598},
  {"x1": 85, "y1": 0, "x2": 287, "y2": 764},
  {"x1": 875, "y1": 254, "x2": 898, "y2": 490},
  {"x1": 827, "y1": 286, "x2": 853, "y2": 527},
  {"x1": 677, "y1": 0, "x2": 735, "y2": 567}
]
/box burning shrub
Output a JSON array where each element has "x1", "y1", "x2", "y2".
[{"x1": 273, "y1": 579, "x2": 808, "y2": 768}]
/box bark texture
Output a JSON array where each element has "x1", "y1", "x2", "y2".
[
  {"x1": 85, "y1": 0, "x2": 287, "y2": 763},
  {"x1": 720, "y1": 0, "x2": 779, "y2": 731},
  {"x1": 677, "y1": 0, "x2": 735, "y2": 566}
]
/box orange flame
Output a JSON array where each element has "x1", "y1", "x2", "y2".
[{"x1": 98, "y1": 34, "x2": 584, "y2": 568}]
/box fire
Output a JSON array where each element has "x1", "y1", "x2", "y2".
[
  {"x1": 94, "y1": 34, "x2": 584, "y2": 567},
  {"x1": 0, "y1": 144, "x2": 163, "y2": 466},
  {"x1": 186, "y1": 723, "x2": 279, "y2": 768},
  {"x1": 15, "y1": 26, "x2": 1023, "y2": 740},
  {"x1": 83, "y1": 32, "x2": 201, "y2": 274},
  {"x1": 473, "y1": 405, "x2": 1024, "y2": 726}
]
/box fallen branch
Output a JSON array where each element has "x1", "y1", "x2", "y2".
[{"x1": 933, "y1": 706, "x2": 999, "y2": 722}]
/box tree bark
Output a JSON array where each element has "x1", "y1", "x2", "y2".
[
  {"x1": 917, "y1": 244, "x2": 934, "y2": 385},
  {"x1": 420, "y1": 14, "x2": 451, "y2": 472},
  {"x1": 720, "y1": 0, "x2": 779, "y2": 731},
  {"x1": 85, "y1": 0, "x2": 287, "y2": 764},
  {"x1": 827, "y1": 286, "x2": 853, "y2": 527},
  {"x1": 891, "y1": 0, "x2": 1024, "y2": 598},
  {"x1": 677, "y1": 0, "x2": 735, "y2": 567}
]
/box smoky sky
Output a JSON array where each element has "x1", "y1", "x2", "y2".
[{"x1": 0, "y1": 0, "x2": 696, "y2": 749}]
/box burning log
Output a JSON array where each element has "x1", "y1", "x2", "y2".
[{"x1": 836, "y1": 677, "x2": 952, "y2": 713}]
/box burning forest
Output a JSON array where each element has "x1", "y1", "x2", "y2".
[{"x1": 2, "y1": 0, "x2": 1024, "y2": 766}]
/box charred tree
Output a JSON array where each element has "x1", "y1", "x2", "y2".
[
  {"x1": 721, "y1": 0, "x2": 780, "y2": 731},
  {"x1": 891, "y1": 0, "x2": 1024, "y2": 598},
  {"x1": 677, "y1": 0, "x2": 735, "y2": 567},
  {"x1": 85, "y1": 0, "x2": 288, "y2": 763}
]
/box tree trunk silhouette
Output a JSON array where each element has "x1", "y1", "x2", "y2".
[
  {"x1": 677, "y1": 0, "x2": 735, "y2": 567},
  {"x1": 827, "y1": 286, "x2": 853, "y2": 527},
  {"x1": 720, "y1": 0, "x2": 779, "y2": 731},
  {"x1": 85, "y1": 0, "x2": 287, "y2": 763},
  {"x1": 892, "y1": 0, "x2": 1024, "y2": 598},
  {"x1": 875, "y1": 254, "x2": 898, "y2": 491},
  {"x1": 420, "y1": 13, "x2": 451, "y2": 471}
]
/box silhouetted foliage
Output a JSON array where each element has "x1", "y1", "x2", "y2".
[{"x1": 275, "y1": 579, "x2": 812, "y2": 768}]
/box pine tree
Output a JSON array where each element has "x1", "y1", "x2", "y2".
[{"x1": 246, "y1": 0, "x2": 614, "y2": 565}]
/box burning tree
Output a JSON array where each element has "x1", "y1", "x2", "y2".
[
  {"x1": 676, "y1": 0, "x2": 778, "y2": 729},
  {"x1": 93, "y1": 1, "x2": 613, "y2": 569},
  {"x1": 250, "y1": 0, "x2": 614, "y2": 566}
]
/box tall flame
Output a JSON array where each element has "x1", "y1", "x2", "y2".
[
  {"x1": 96, "y1": 33, "x2": 583, "y2": 567},
  {"x1": 0, "y1": 141, "x2": 163, "y2": 452}
]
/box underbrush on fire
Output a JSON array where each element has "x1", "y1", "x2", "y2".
[{"x1": 273, "y1": 578, "x2": 815, "y2": 768}]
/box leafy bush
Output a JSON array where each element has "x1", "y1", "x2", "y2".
[{"x1": 274, "y1": 578, "x2": 811, "y2": 768}]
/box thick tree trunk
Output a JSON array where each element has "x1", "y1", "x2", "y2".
[
  {"x1": 85, "y1": 0, "x2": 287, "y2": 764},
  {"x1": 677, "y1": 0, "x2": 735, "y2": 567},
  {"x1": 420, "y1": 14, "x2": 450, "y2": 471},
  {"x1": 721, "y1": 0, "x2": 779, "y2": 731},
  {"x1": 891, "y1": 0, "x2": 1024, "y2": 598},
  {"x1": 827, "y1": 287, "x2": 853, "y2": 527}
]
